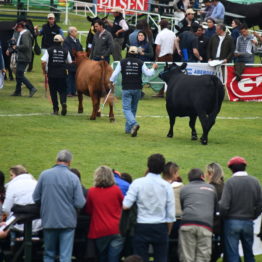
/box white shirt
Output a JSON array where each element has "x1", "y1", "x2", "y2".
[
  {"x1": 119, "y1": 19, "x2": 129, "y2": 31},
  {"x1": 233, "y1": 171, "x2": 248, "y2": 177},
  {"x1": 41, "y1": 49, "x2": 72, "y2": 64},
  {"x1": 215, "y1": 34, "x2": 226, "y2": 58},
  {"x1": 110, "y1": 62, "x2": 156, "y2": 83},
  {"x1": 3, "y1": 174, "x2": 42, "y2": 232},
  {"x1": 155, "y1": 28, "x2": 176, "y2": 57},
  {"x1": 16, "y1": 29, "x2": 28, "y2": 46},
  {"x1": 41, "y1": 49, "x2": 72, "y2": 73},
  {"x1": 123, "y1": 172, "x2": 176, "y2": 224}
]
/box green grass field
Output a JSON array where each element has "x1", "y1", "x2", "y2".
[{"x1": 0, "y1": 53, "x2": 261, "y2": 185}]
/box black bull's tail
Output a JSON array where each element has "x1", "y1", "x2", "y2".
[{"x1": 209, "y1": 75, "x2": 225, "y2": 122}]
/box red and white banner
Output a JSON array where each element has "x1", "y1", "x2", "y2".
[
  {"x1": 96, "y1": 0, "x2": 149, "y2": 13},
  {"x1": 226, "y1": 66, "x2": 262, "y2": 101}
]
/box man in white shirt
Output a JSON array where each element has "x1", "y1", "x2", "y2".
[
  {"x1": 155, "y1": 19, "x2": 176, "y2": 62},
  {"x1": 207, "y1": 24, "x2": 234, "y2": 63},
  {"x1": 154, "y1": 19, "x2": 176, "y2": 97},
  {"x1": 123, "y1": 154, "x2": 175, "y2": 262}
]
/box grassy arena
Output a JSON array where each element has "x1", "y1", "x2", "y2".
[
  {"x1": 0, "y1": 11, "x2": 261, "y2": 260},
  {"x1": 0, "y1": 52, "x2": 261, "y2": 185}
]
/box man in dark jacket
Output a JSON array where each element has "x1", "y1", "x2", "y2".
[
  {"x1": 63, "y1": 26, "x2": 83, "y2": 97},
  {"x1": 11, "y1": 22, "x2": 37, "y2": 97},
  {"x1": 41, "y1": 35, "x2": 72, "y2": 115},
  {"x1": 90, "y1": 19, "x2": 113, "y2": 63},
  {"x1": 219, "y1": 156, "x2": 262, "y2": 262},
  {"x1": 195, "y1": 25, "x2": 209, "y2": 62},
  {"x1": 36, "y1": 13, "x2": 64, "y2": 50},
  {"x1": 110, "y1": 46, "x2": 157, "y2": 136},
  {"x1": 207, "y1": 23, "x2": 235, "y2": 63},
  {"x1": 106, "y1": 7, "x2": 129, "y2": 61}
]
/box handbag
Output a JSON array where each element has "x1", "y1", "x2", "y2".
[
  {"x1": 10, "y1": 52, "x2": 17, "y2": 72},
  {"x1": 34, "y1": 40, "x2": 41, "y2": 55}
]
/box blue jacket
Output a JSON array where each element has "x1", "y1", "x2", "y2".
[
  {"x1": 114, "y1": 172, "x2": 130, "y2": 196},
  {"x1": 33, "y1": 164, "x2": 86, "y2": 229}
]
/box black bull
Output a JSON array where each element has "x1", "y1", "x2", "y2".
[{"x1": 159, "y1": 63, "x2": 225, "y2": 145}]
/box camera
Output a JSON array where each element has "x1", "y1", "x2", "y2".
[{"x1": 7, "y1": 38, "x2": 17, "y2": 54}]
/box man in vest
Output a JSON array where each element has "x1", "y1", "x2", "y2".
[
  {"x1": 106, "y1": 7, "x2": 129, "y2": 61},
  {"x1": 110, "y1": 46, "x2": 158, "y2": 137},
  {"x1": 35, "y1": 13, "x2": 64, "y2": 52},
  {"x1": 41, "y1": 35, "x2": 72, "y2": 115}
]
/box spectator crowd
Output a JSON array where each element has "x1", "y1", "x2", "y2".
[
  {"x1": 0, "y1": 150, "x2": 261, "y2": 262},
  {"x1": 0, "y1": 0, "x2": 261, "y2": 116}
]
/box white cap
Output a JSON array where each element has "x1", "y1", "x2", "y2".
[
  {"x1": 47, "y1": 13, "x2": 55, "y2": 19},
  {"x1": 111, "y1": 7, "x2": 122, "y2": 13},
  {"x1": 128, "y1": 46, "x2": 138, "y2": 54},
  {"x1": 186, "y1": 8, "x2": 196, "y2": 14},
  {"x1": 53, "y1": 34, "x2": 64, "y2": 42}
]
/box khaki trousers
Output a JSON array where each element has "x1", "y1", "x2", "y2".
[{"x1": 178, "y1": 225, "x2": 212, "y2": 262}]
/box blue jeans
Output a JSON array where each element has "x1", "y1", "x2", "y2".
[
  {"x1": 224, "y1": 219, "x2": 254, "y2": 262},
  {"x1": 122, "y1": 89, "x2": 141, "y2": 133},
  {"x1": 43, "y1": 228, "x2": 75, "y2": 262},
  {"x1": 95, "y1": 234, "x2": 124, "y2": 262}
]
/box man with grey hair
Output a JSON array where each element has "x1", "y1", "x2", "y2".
[
  {"x1": 63, "y1": 26, "x2": 83, "y2": 97},
  {"x1": 33, "y1": 150, "x2": 86, "y2": 262},
  {"x1": 207, "y1": 23, "x2": 234, "y2": 63}
]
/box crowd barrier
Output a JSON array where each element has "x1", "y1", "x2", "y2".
[{"x1": 111, "y1": 62, "x2": 262, "y2": 102}]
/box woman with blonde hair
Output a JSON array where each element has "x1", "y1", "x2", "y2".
[
  {"x1": 85, "y1": 165, "x2": 124, "y2": 262},
  {"x1": 205, "y1": 162, "x2": 225, "y2": 262},
  {"x1": 206, "y1": 162, "x2": 224, "y2": 196}
]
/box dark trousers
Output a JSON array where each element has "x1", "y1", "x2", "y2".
[
  {"x1": 27, "y1": 51, "x2": 34, "y2": 71},
  {"x1": 133, "y1": 223, "x2": 169, "y2": 262},
  {"x1": 48, "y1": 77, "x2": 67, "y2": 112},
  {"x1": 15, "y1": 62, "x2": 35, "y2": 94},
  {"x1": 67, "y1": 72, "x2": 76, "y2": 95},
  {"x1": 93, "y1": 56, "x2": 110, "y2": 64}
]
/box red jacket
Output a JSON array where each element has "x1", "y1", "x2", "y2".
[{"x1": 85, "y1": 185, "x2": 123, "y2": 239}]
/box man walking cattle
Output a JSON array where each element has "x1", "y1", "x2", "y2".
[
  {"x1": 110, "y1": 46, "x2": 158, "y2": 137},
  {"x1": 41, "y1": 34, "x2": 72, "y2": 115}
]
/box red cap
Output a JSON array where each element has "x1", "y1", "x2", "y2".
[
  {"x1": 227, "y1": 156, "x2": 247, "y2": 167},
  {"x1": 13, "y1": 22, "x2": 25, "y2": 30}
]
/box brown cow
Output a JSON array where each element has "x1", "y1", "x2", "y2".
[{"x1": 75, "y1": 51, "x2": 114, "y2": 121}]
